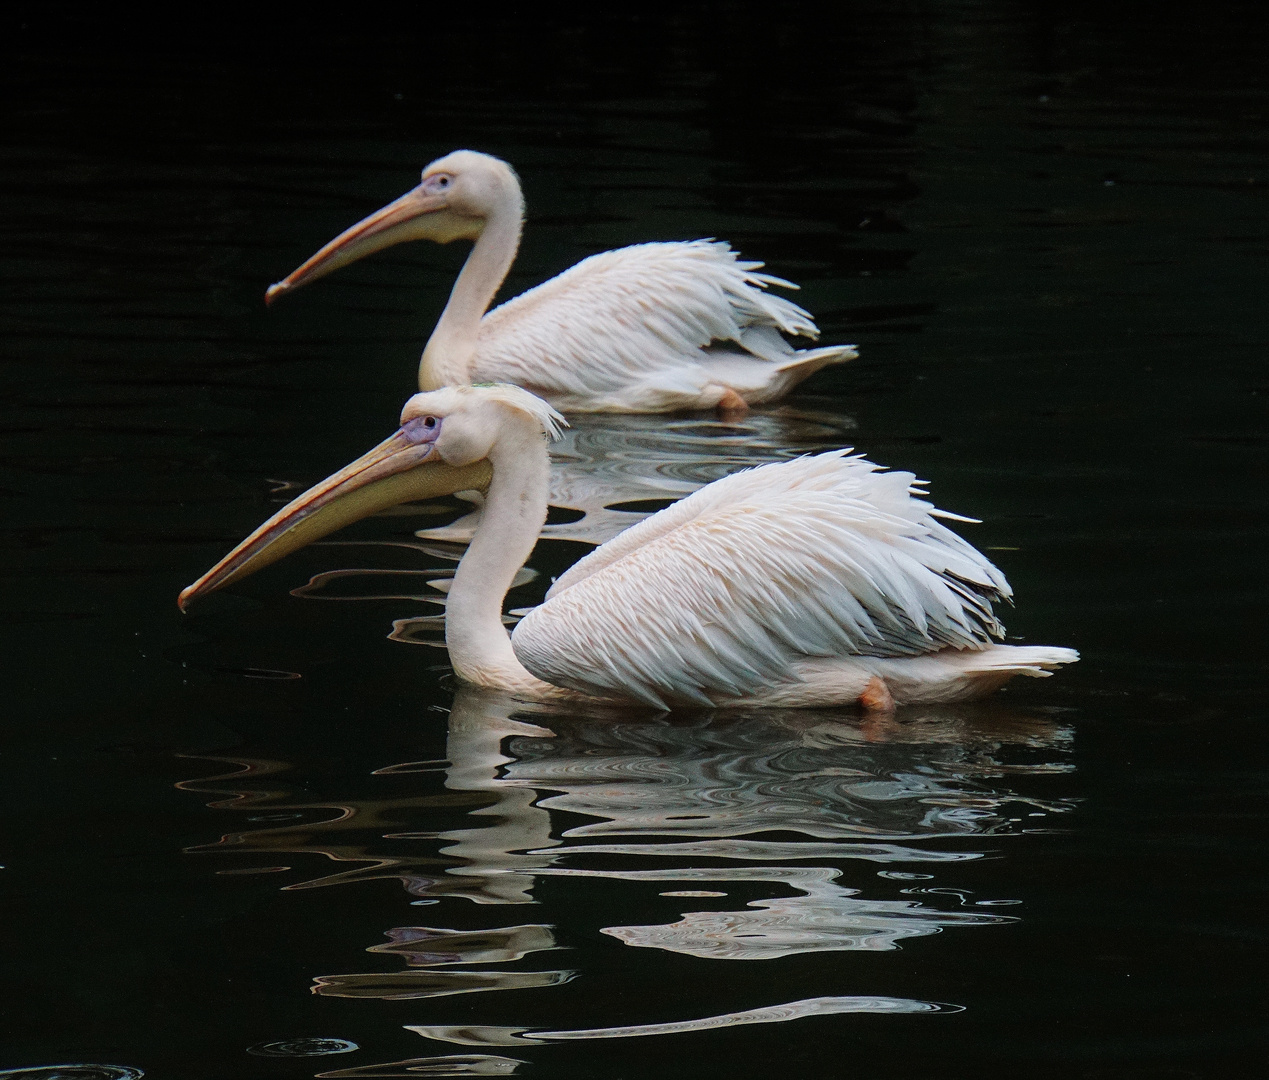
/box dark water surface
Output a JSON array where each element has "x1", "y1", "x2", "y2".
[{"x1": 3, "y1": 3, "x2": 1267, "y2": 1076}]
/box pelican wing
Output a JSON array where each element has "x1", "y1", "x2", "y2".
[
  {"x1": 475, "y1": 241, "x2": 847, "y2": 409},
  {"x1": 511, "y1": 453, "x2": 1013, "y2": 708}
]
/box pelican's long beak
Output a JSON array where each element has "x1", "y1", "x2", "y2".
[
  {"x1": 178, "y1": 430, "x2": 491, "y2": 611},
  {"x1": 265, "y1": 185, "x2": 457, "y2": 305}
]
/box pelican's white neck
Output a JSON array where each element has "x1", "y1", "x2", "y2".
[
  {"x1": 420, "y1": 196, "x2": 523, "y2": 390},
  {"x1": 444, "y1": 418, "x2": 555, "y2": 697}
]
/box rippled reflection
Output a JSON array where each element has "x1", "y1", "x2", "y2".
[
  {"x1": 315, "y1": 1056, "x2": 526, "y2": 1078},
  {"x1": 367, "y1": 924, "x2": 560, "y2": 966},
  {"x1": 181, "y1": 692, "x2": 1077, "y2": 902},
  {"x1": 179, "y1": 692, "x2": 1076, "y2": 906},
  {"x1": 0, "y1": 1070, "x2": 144, "y2": 1080},
  {"x1": 247, "y1": 1038, "x2": 359, "y2": 1057},
  {"x1": 545, "y1": 866, "x2": 1008, "y2": 960},
  {"x1": 312, "y1": 968, "x2": 576, "y2": 1001},
  {"x1": 180, "y1": 688, "x2": 1076, "y2": 1055},
  {"x1": 506, "y1": 706, "x2": 1073, "y2": 847},
  {"x1": 405, "y1": 994, "x2": 963, "y2": 1046}
]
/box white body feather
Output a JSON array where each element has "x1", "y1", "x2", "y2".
[
  {"x1": 512, "y1": 451, "x2": 1077, "y2": 708},
  {"x1": 465, "y1": 240, "x2": 857, "y2": 413}
]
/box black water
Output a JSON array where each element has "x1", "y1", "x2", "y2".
[{"x1": 3, "y1": 3, "x2": 1267, "y2": 1076}]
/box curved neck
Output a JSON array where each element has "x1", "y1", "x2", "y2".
[
  {"x1": 445, "y1": 424, "x2": 551, "y2": 694},
  {"x1": 420, "y1": 203, "x2": 522, "y2": 390}
]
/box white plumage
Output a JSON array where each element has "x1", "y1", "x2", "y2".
[
  {"x1": 179, "y1": 386, "x2": 1078, "y2": 710},
  {"x1": 513, "y1": 452, "x2": 1063, "y2": 709},
  {"x1": 473, "y1": 239, "x2": 854, "y2": 413},
  {"x1": 266, "y1": 151, "x2": 857, "y2": 414}
]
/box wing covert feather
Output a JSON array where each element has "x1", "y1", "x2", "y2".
[
  {"x1": 474, "y1": 240, "x2": 820, "y2": 398},
  {"x1": 512, "y1": 453, "x2": 1013, "y2": 708}
]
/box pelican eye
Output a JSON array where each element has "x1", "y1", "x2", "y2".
[
  {"x1": 401, "y1": 415, "x2": 442, "y2": 443},
  {"x1": 422, "y1": 173, "x2": 453, "y2": 194}
]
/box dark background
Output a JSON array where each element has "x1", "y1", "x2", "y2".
[{"x1": 1, "y1": 2, "x2": 1267, "y2": 1076}]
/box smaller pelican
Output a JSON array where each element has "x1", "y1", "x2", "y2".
[
  {"x1": 265, "y1": 151, "x2": 856, "y2": 414},
  {"x1": 179, "y1": 385, "x2": 1077, "y2": 709}
]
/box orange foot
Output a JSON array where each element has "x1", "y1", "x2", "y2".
[
  {"x1": 858, "y1": 675, "x2": 895, "y2": 713},
  {"x1": 716, "y1": 387, "x2": 749, "y2": 420}
]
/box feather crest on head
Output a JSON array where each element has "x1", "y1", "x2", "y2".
[{"x1": 463, "y1": 382, "x2": 568, "y2": 440}]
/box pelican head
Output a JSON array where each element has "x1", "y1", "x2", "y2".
[
  {"x1": 265, "y1": 150, "x2": 524, "y2": 305},
  {"x1": 177, "y1": 384, "x2": 562, "y2": 611}
]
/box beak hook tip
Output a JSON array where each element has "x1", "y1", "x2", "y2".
[{"x1": 264, "y1": 282, "x2": 287, "y2": 307}]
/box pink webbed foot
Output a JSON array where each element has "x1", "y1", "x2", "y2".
[
  {"x1": 716, "y1": 387, "x2": 749, "y2": 420},
  {"x1": 858, "y1": 675, "x2": 895, "y2": 713}
]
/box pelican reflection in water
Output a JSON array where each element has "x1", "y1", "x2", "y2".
[
  {"x1": 179, "y1": 690, "x2": 1076, "y2": 1052},
  {"x1": 265, "y1": 151, "x2": 857, "y2": 415},
  {"x1": 179, "y1": 385, "x2": 1076, "y2": 709}
]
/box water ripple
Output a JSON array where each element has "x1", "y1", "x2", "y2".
[
  {"x1": 179, "y1": 691, "x2": 1073, "y2": 1047},
  {"x1": 315, "y1": 1057, "x2": 526, "y2": 1078},
  {"x1": 0, "y1": 1071, "x2": 143, "y2": 1080},
  {"x1": 178, "y1": 696, "x2": 1075, "y2": 900},
  {"x1": 504, "y1": 709, "x2": 1076, "y2": 845},
  {"x1": 405, "y1": 994, "x2": 961, "y2": 1045},
  {"x1": 367, "y1": 924, "x2": 559, "y2": 966},
  {"x1": 311, "y1": 969, "x2": 576, "y2": 1000},
  {"x1": 247, "y1": 1038, "x2": 359, "y2": 1057},
  {"x1": 537, "y1": 865, "x2": 1012, "y2": 959},
  {"x1": 529, "y1": 839, "x2": 979, "y2": 863}
]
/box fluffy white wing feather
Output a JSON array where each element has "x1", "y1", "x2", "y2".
[
  {"x1": 512, "y1": 452, "x2": 1013, "y2": 708},
  {"x1": 473, "y1": 241, "x2": 854, "y2": 409}
]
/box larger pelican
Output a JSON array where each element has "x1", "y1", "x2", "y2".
[
  {"x1": 179, "y1": 385, "x2": 1077, "y2": 709},
  {"x1": 265, "y1": 151, "x2": 857, "y2": 414}
]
